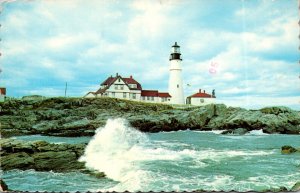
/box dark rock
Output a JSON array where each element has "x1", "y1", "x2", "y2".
[
  {"x1": 1, "y1": 97, "x2": 300, "y2": 136},
  {"x1": 81, "y1": 169, "x2": 106, "y2": 178},
  {"x1": 221, "y1": 128, "x2": 248, "y2": 135},
  {"x1": 0, "y1": 138, "x2": 86, "y2": 172},
  {"x1": 281, "y1": 145, "x2": 299, "y2": 154},
  {"x1": 0, "y1": 179, "x2": 8, "y2": 191},
  {"x1": 1, "y1": 152, "x2": 34, "y2": 170},
  {"x1": 33, "y1": 151, "x2": 85, "y2": 171}
]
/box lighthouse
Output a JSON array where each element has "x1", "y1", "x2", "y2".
[{"x1": 168, "y1": 42, "x2": 185, "y2": 104}]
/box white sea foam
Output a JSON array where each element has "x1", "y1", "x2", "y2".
[
  {"x1": 79, "y1": 118, "x2": 152, "y2": 191},
  {"x1": 246, "y1": 129, "x2": 269, "y2": 136},
  {"x1": 79, "y1": 118, "x2": 277, "y2": 191},
  {"x1": 193, "y1": 130, "x2": 226, "y2": 134}
]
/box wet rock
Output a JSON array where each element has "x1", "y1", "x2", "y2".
[
  {"x1": 221, "y1": 128, "x2": 248, "y2": 135},
  {"x1": 81, "y1": 169, "x2": 106, "y2": 178},
  {"x1": 281, "y1": 145, "x2": 299, "y2": 154},
  {"x1": 1, "y1": 152, "x2": 34, "y2": 170},
  {"x1": 33, "y1": 151, "x2": 85, "y2": 171},
  {"x1": 0, "y1": 138, "x2": 86, "y2": 172},
  {"x1": 0, "y1": 179, "x2": 8, "y2": 191}
]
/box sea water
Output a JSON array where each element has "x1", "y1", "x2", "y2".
[{"x1": 3, "y1": 118, "x2": 300, "y2": 192}]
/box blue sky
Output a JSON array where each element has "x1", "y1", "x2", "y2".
[{"x1": 0, "y1": 0, "x2": 299, "y2": 110}]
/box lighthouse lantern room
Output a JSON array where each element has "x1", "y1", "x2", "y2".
[{"x1": 168, "y1": 42, "x2": 185, "y2": 104}]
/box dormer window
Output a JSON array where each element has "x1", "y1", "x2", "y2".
[{"x1": 129, "y1": 84, "x2": 137, "y2": 88}]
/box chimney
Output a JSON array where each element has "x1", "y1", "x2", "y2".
[
  {"x1": 199, "y1": 89, "x2": 201, "y2": 93},
  {"x1": 204, "y1": 90, "x2": 205, "y2": 93},
  {"x1": 116, "y1": 72, "x2": 118, "y2": 77},
  {"x1": 130, "y1": 75, "x2": 133, "y2": 79}
]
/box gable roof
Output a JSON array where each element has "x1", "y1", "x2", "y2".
[
  {"x1": 188, "y1": 92, "x2": 215, "y2": 98},
  {"x1": 101, "y1": 75, "x2": 142, "y2": 90}
]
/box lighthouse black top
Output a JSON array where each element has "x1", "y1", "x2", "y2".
[{"x1": 169, "y1": 42, "x2": 182, "y2": 61}]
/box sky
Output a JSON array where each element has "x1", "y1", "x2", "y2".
[{"x1": 0, "y1": 0, "x2": 299, "y2": 110}]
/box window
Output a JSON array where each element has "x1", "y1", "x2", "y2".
[
  {"x1": 200, "y1": 99, "x2": 204, "y2": 103},
  {"x1": 118, "y1": 78, "x2": 120, "y2": 82},
  {"x1": 114, "y1": 85, "x2": 118, "y2": 90},
  {"x1": 120, "y1": 85, "x2": 124, "y2": 90},
  {"x1": 147, "y1": 96, "x2": 150, "y2": 100},
  {"x1": 132, "y1": 93, "x2": 136, "y2": 99},
  {"x1": 151, "y1": 96, "x2": 154, "y2": 101},
  {"x1": 177, "y1": 84, "x2": 179, "y2": 88},
  {"x1": 129, "y1": 84, "x2": 137, "y2": 88},
  {"x1": 112, "y1": 92, "x2": 115, "y2": 97},
  {"x1": 142, "y1": 96, "x2": 145, "y2": 100}
]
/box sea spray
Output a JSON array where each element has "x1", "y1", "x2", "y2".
[{"x1": 79, "y1": 118, "x2": 150, "y2": 191}]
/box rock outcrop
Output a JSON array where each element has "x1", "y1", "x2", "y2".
[
  {"x1": 0, "y1": 138, "x2": 86, "y2": 172},
  {"x1": 1, "y1": 97, "x2": 299, "y2": 137},
  {"x1": 281, "y1": 145, "x2": 300, "y2": 154}
]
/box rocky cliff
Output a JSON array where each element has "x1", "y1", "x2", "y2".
[{"x1": 1, "y1": 97, "x2": 299, "y2": 137}]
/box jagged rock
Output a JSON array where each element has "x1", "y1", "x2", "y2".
[
  {"x1": 281, "y1": 145, "x2": 299, "y2": 154},
  {"x1": 0, "y1": 139, "x2": 86, "y2": 172},
  {"x1": 1, "y1": 97, "x2": 300, "y2": 137},
  {"x1": 221, "y1": 128, "x2": 248, "y2": 135},
  {"x1": 33, "y1": 151, "x2": 85, "y2": 171},
  {"x1": 1, "y1": 152, "x2": 34, "y2": 170},
  {"x1": 0, "y1": 179, "x2": 8, "y2": 191}
]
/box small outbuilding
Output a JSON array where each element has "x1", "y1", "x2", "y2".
[{"x1": 186, "y1": 89, "x2": 216, "y2": 106}]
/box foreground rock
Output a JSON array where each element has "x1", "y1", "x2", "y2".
[
  {"x1": 0, "y1": 138, "x2": 86, "y2": 172},
  {"x1": 1, "y1": 97, "x2": 300, "y2": 137},
  {"x1": 0, "y1": 179, "x2": 8, "y2": 191},
  {"x1": 281, "y1": 145, "x2": 300, "y2": 154}
]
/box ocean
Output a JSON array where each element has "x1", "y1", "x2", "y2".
[{"x1": 3, "y1": 118, "x2": 300, "y2": 192}]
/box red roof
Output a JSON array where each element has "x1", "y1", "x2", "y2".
[
  {"x1": 0, "y1": 88, "x2": 6, "y2": 95},
  {"x1": 141, "y1": 90, "x2": 171, "y2": 97},
  {"x1": 101, "y1": 77, "x2": 116, "y2": 86},
  {"x1": 101, "y1": 75, "x2": 142, "y2": 90},
  {"x1": 141, "y1": 90, "x2": 158, "y2": 97},
  {"x1": 158, "y1": 92, "x2": 171, "y2": 97},
  {"x1": 123, "y1": 78, "x2": 139, "y2": 84},
  {"x1": 188, "y1": 92, "x2": 215, "y2": 98}
]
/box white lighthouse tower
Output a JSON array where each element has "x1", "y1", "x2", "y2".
[{"x1": 168, "y1": 42, "x2": 185, "y2": 104}]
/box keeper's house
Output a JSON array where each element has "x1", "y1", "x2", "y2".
[
  {"x1": 186, "y1": 89, "x2": 216, "y2": 106},
  {"x1": 84, "y1": 73, "x2": 171, "y2": 103},
  {"x1": 0, "y1": 87, "x2": 6, "y2": 102}
]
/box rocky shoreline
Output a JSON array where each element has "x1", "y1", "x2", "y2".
[
  {"x1": 1, "y1": 97, "x2": 300, "y2": 137},
  {"x1": 0, "y1": 138, "x2": 86, "y2": 172}
]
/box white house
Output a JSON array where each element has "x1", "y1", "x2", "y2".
[
  {"x1": 85, "y1": 74, "x2": 171, "y2": 103},
  {"x1": 0, "y1": 87, "x2": 6, "y2": 102},
  {"x1": 186, "y1": 89, "x2": 216, "y2": 106}
]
